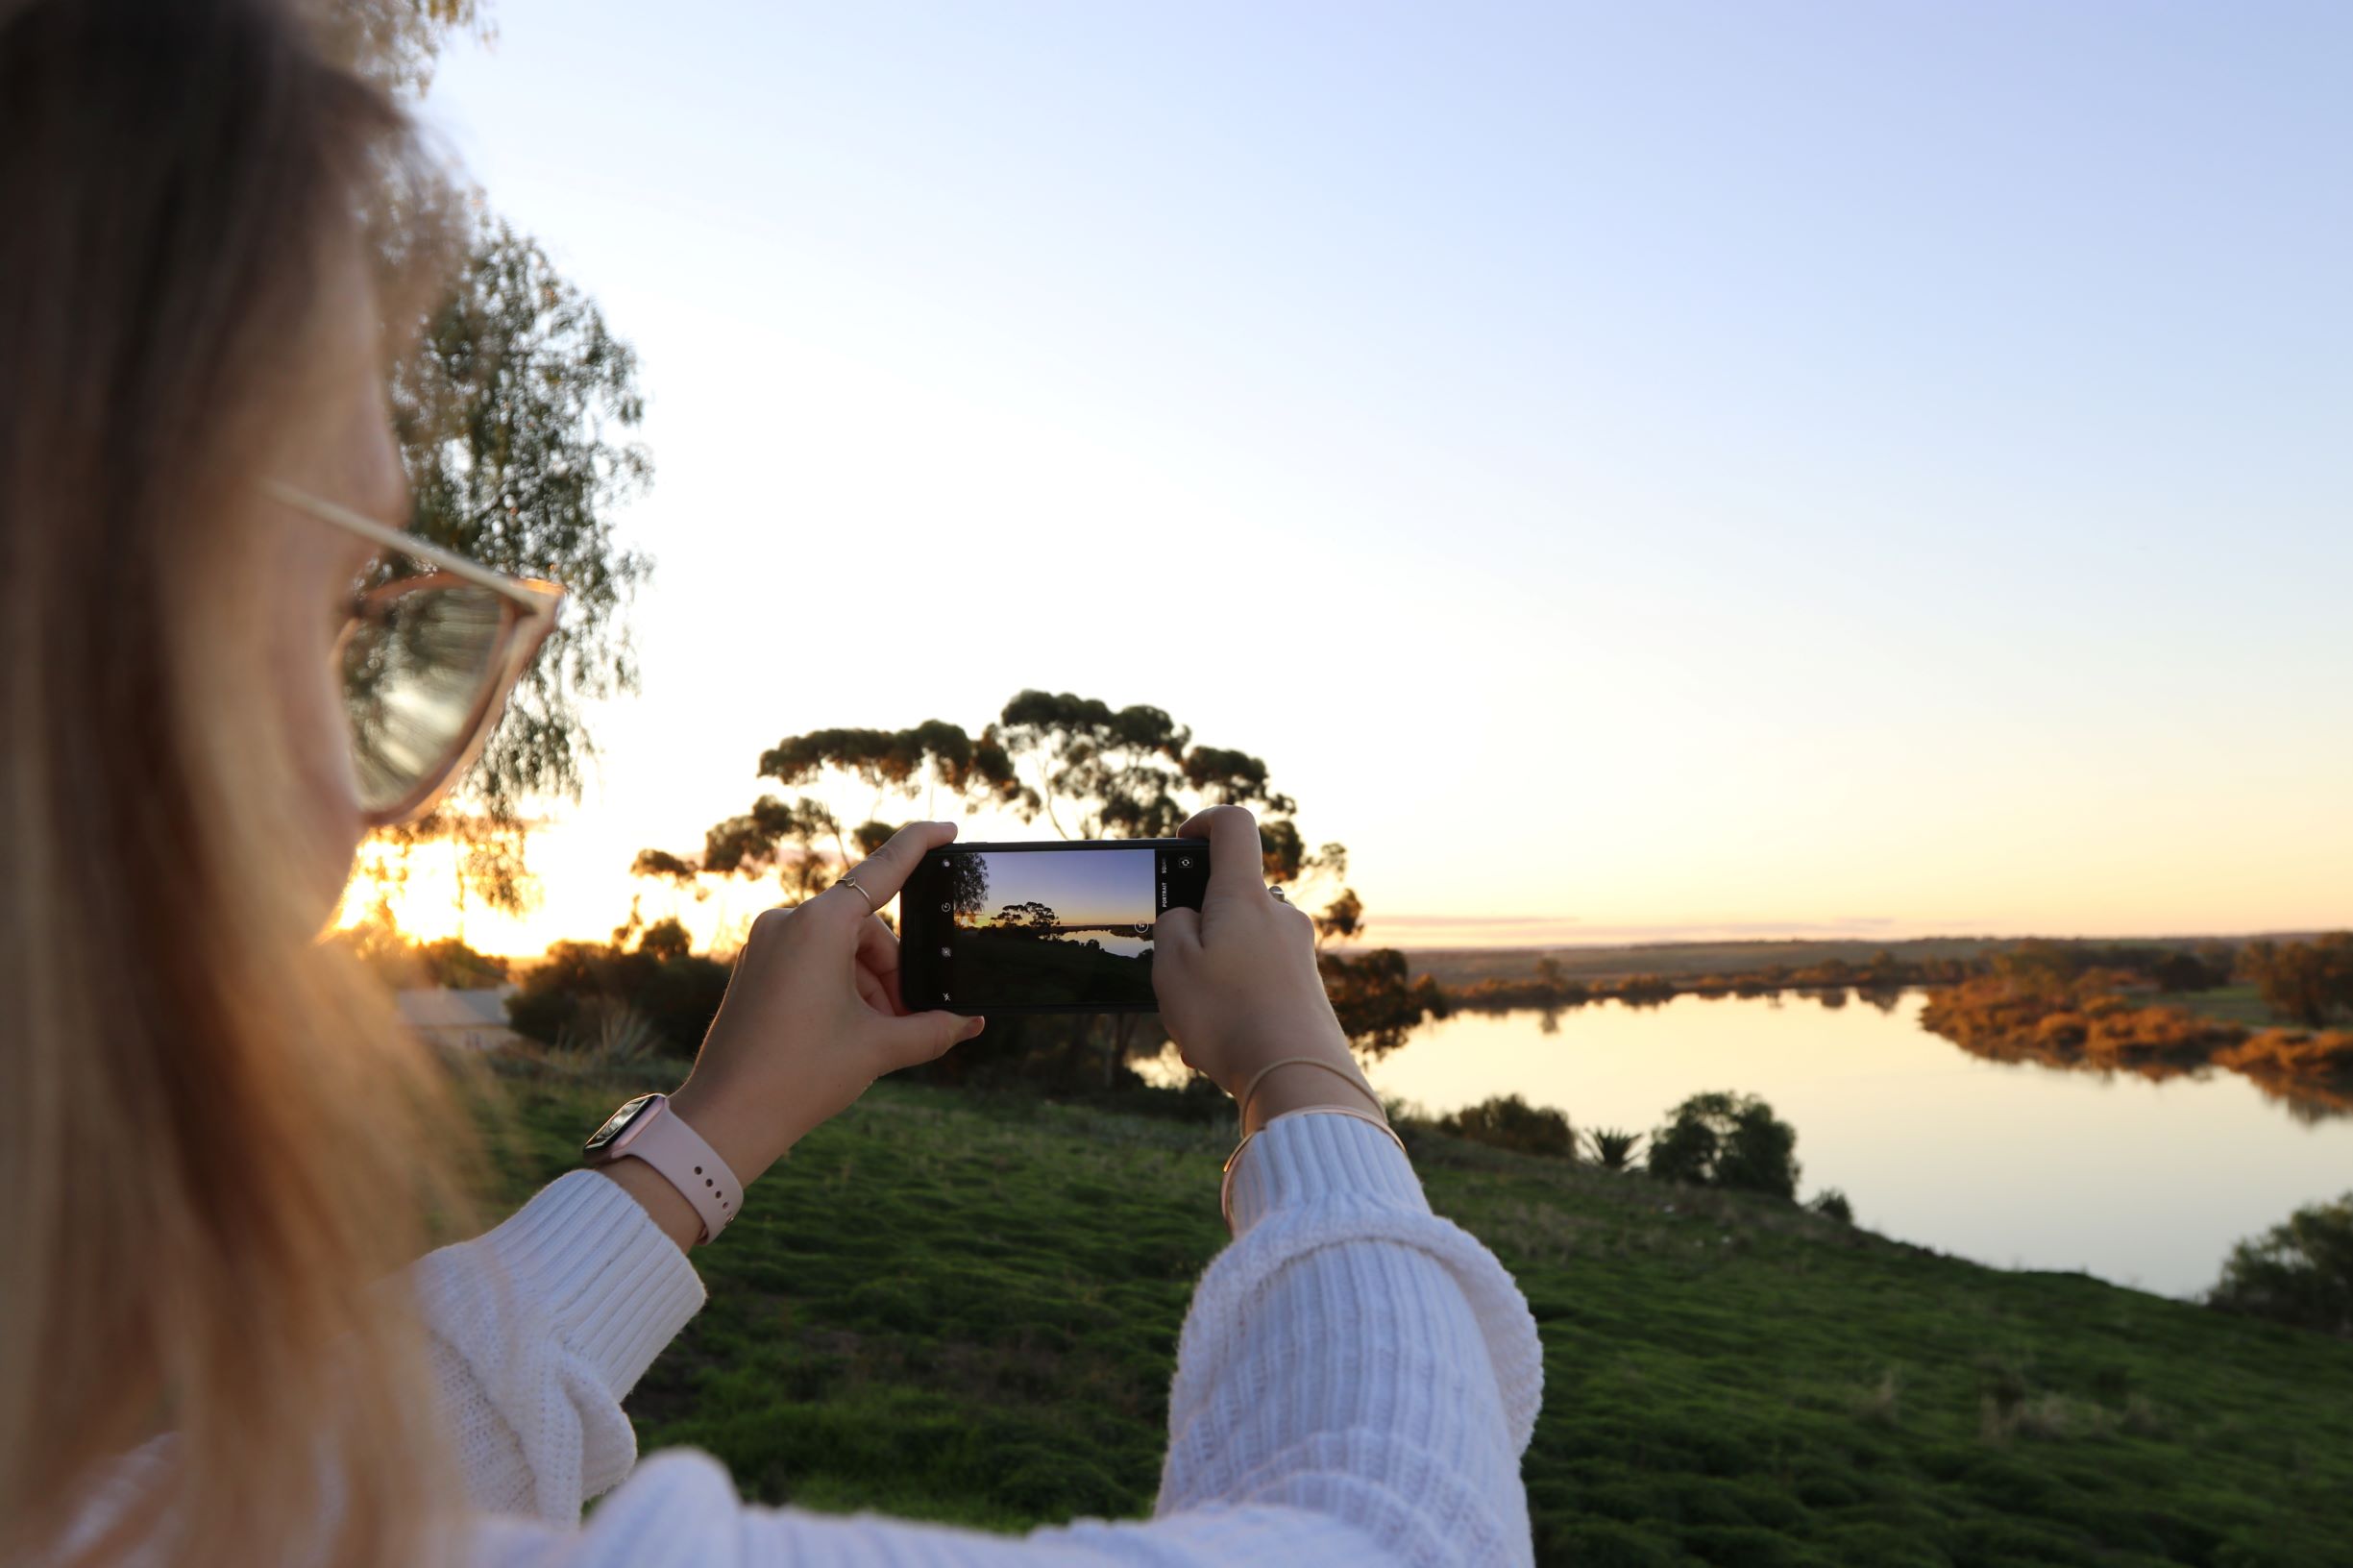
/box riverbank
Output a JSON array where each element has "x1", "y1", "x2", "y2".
[
  {"x1": 475, "y1": 1066, "x2": 2353, "y2": 1563},
  {"x1": 1392, "y1": 937, "x2": 2009, "y2": 991},
  {"x1": 1369, "y1": 939, "x2": 2353, "y2": 1119},
  {"x1": 1921, "y1": 975, "x2": 2353, "y2": 1117}
]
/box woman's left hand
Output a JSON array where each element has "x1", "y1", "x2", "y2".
[{"x1": 664, "y1": 821, "x2": 984, "y2": 1191}]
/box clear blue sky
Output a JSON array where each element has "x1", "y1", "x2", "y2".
[{"x1": 404, "y1": 1, "x2": 2351, "y2": 952}]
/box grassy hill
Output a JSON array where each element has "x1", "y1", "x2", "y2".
[{"x1": 475, "y1": 1067, "x2": 2353, "y2": 1566}]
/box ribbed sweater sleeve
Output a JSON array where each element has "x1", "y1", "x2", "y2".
[
  {"x1": 1152, "y1": 1113, "x2": 1542, "y2": 1560},
  {"x1": 412, "y1": 1168, "x2": 707, "y2": 1519},
  {"x1": 440, "y1": 1115, "x2": 1541, "y2": 1567}
]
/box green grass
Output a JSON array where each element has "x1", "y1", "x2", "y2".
[
  {"x1": 477, "y1": 1068, "x2": 2353, "y2": 1565},
  {"x1": 2156, "y1": 985, "x2": 2286, "y2": 1029}
]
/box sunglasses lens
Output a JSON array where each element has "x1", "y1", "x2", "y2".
[{"x1": 341, "y1": 580, "x2": 520, "y2": 819}]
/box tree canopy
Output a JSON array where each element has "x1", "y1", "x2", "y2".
[
  {"x1": 637, "y1": 690, "x2": 1351, "y2": 914},
  {"x1": 1647, "y1": 1090, "x2": 1802, "y2": 1199},
  {"x1": 316, "y1": 0, "x2": 491, "y2": 97},
  {"x1": 630, "y1": 690, "x2": 1436, "y2": 1061},
  {"x1": 394, "y1": 216, "x2": 654, "y2": 820},
  {"x1": 2243, "y1": 935, "x2": 2353, "y2": 1029},
  {"x1": 330, "y1": 3, "x2": 658, "y2": 923},
  {"x1": 2209, "y1": 1190, "x2": 2353, "y2": 1337}
]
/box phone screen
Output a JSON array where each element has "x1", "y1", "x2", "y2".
[{"x1": 899, "y1": 841, "x2": 1210, "y2": 1013}]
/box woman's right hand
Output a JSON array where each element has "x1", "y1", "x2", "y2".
[
  {"x1": 1151, "y1": 806, "x2": 1380, "y2": 1129},
  {"x1": 664, "y1": 821, "x2": 983, "y2": 1198}
]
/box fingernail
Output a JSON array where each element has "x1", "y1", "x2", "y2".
[{"x1": 962, "y1": 1017, "x2": 987, "y2": 1039}]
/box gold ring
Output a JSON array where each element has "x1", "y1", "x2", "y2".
[
  {"x1": 838, "y1": 874, "x2": 877, "y2": 914},
  {"x1": 1268, "y1": 885, "x2": 1287, "y2": 903}
]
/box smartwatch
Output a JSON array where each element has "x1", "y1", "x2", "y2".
[{"x1": 582, "y1": 1092, "x2": 741, "y2": 1242}]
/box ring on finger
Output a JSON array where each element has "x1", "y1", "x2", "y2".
[
  {"x1": 1267, "y1": 884, "x2": 1287, "y2": 903},
  {"x1": 837, "y1": 874, "x2": 877, "y2": 914}
]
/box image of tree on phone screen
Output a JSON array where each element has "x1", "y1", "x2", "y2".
[{"x1": 947, "y1": 849, "x2": 1159, "y2": 1006}]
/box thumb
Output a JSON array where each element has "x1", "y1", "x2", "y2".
[
  {"x1": 1154, "y1": 905, "x2": 1200, "y2": 955},
  {"x1": 877, "y1": 1009, "x2": 985, "y2": 1067}
]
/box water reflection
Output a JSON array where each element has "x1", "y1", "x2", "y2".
[{"x1": 1331, "y1": 992, "x2": 2351, "y2": 1299}]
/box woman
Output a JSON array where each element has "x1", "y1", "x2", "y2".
[{"x1": 0, "y1": 1, "x2": 1541, "y2": 1564}]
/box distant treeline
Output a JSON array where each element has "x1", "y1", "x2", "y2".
[
  {"x1": 1922, "y1": 976, "x2": 2353, "y2": 1118},
  {"x1": 1437, "y1": 951, "x2": 1972, "y2": 1015},
  {"x1": 358, "y1": 913, "x2": 2353, "y2": 1115},
  {"x1": 1413, "y1": 935, "x2": 2343, "y2": 1026},
  {"x1": 1393, "y1": 934, "x2": 2353, "y2": 1118}
]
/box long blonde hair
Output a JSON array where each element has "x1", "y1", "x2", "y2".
[{"x1": 0, "y1": 1, "x2": 474, "y2": 1562}]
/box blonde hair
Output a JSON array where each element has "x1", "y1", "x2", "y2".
[{"x1": 0, "y1": 1, "x2": 474, "y2": 1562}]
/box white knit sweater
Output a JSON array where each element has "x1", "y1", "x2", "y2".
[{"x1": 97, "y1": 1113, "x2": 1543, "y2": 1565}]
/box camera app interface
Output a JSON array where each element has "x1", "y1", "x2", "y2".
[{"x1": 936, "y1": 847, "x2": 1161, "y2": 1007}]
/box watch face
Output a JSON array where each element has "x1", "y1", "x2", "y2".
[{"x1": 584, "y1": 1093, "x2": 657, "y2": 1155}]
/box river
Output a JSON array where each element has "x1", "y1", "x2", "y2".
[{"x1": 1182, "y1": 991, "x2": 2353, "y2": 1299}]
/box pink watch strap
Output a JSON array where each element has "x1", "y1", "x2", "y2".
[{"x1": 600, "y1": 1094, "x2": 740, "y2": 1241}]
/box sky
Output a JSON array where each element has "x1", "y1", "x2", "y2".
[
  {"x1": 961, "y1": 848, "x2": 1160, "y2": 934},
  {"x1": 391, "y1": 1, "x2": 2352, "y2": 955}
]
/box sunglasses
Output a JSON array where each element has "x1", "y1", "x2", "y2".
[{"x1": 263, "y1": 480, "x2": 565, "y2": 828}]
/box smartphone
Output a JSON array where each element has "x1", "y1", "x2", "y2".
[{"x1": 896, "y1": 839, "x2": 1211, "y2": 1015}]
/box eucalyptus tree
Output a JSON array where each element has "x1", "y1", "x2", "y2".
[
  {"x1": 331, "y1": 2, "x2": 659, "y2": 922},
  {"x1": 629, "y1": 691, "x2": 1409, "y2": 1078},
  {"x1": 637, "y1": 691, "x2": 1350, "y2": 916}
]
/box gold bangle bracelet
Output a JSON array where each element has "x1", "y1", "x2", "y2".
[
  {"x1": 1218, "y1": 1105, "x2": 1409, "y2": 1235},
  {"x1": 1234, "y1": 1054, "x2": 1383, "y2": 1127}
]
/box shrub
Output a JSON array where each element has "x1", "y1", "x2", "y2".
[
  {"x1": 1582, "y1": 1126, "x2": 1646, "y2": 1172},
  {"x1": 1316, "y1": 947, "x2": 1440, "y2": 1054},
  {"x1": 1646, "y1": 1091, "x2": 1800, "y2": 1199},
  {"x1": 1437, "y1": 1093, "x2": 1575, "y2": 1159},
  {"x1": 331, "y1": 920, "x2": 510, "y2": 991},
  {"x1": 2214, "y1": 1029, "x2": 2353, "y2": 1114},
  {"x1": 2207, "y1": 1191, "x2": 2353, "y2": 1337},
  {"x1": 507, "y1": 930, "x2": 729, "y2": 1058},
  {"x1": 553, "y1": 997, "x2": 663, "y2": 1070},
  {"x1": 2243, "y1": 934, "x2": 2353, "y2": 1028},
  {"x1": 2152, "y1": 950, "x2": 2221, "y2": 993},
  {"x1": 1611, "y1": 975, "x2": 1677, "y2": 1008},
  {"x1": 1808, "y1": 1188, "x2": 1854, "y2": 1224}
]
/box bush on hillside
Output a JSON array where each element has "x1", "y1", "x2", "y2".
[
  {"x1": 2242, "y1": 934, "x2": 2353, "y2": 1028},
  {"x1": 1647, "y1": 1090, "x2": 1800, "y2": 1199},
  {"x1": 417, "y1": 938, "x2": 511, "y2": 989},
  {"x1": 1808, "y1": 1188, "x2": 1854, "y2": 1224},
  {"x1": 553, "y1": 997, "x2": 665, "y2": 1069},
  {"x1": 1581, "y1": 1127, "x2": 1645, "y2": 1172},
  {"x1": 507, "y1": 923, "x2": 728, "y2": 1059},
  {"x1": 2209, "y1": 1191, "x2": 2353, "y2": 1337},
  {"x1": 1438, "y1": 1093, "x2": 1575, "y2": 1159},
  {"x1": 1318, "y1": 947, "x2": 1443, "y2": 1055},
  {"x1": 333, "y1": 917, "x2": 510, "y2": 991}
]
